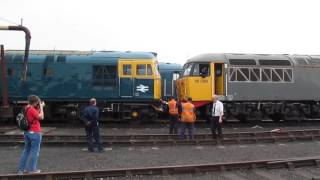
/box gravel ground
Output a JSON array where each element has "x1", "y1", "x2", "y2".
[
  {"x1": 1, "y1": 141, "x2": 320, "y2": 174},
  {"x1": 33, "y1": 125, "x2": 320, "y2": 135},
  {"x1": 105, "y1": 167, "x2": 320, "y2": 180}
]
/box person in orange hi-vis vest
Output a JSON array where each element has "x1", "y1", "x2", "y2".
[
  {"x1": 167, "y1": 96, "x2": 179, "y2": 134},
  {"x1": 180, "y1": 97, "x2": 196, "y2": 140}
]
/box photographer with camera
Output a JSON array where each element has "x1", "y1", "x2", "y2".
[{"x1": 18, "y1": 95, "x2": 45, "y2": 174}]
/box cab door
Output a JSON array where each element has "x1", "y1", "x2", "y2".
[
  {"x1": 119, "y1": 61, "x2": 133, "y2": 97},
  {"x1": 134, "y1": 63, "x2": 154, "y2": 98},
  {"x1": 214, "y1": 63, "x2": 225, "y2": 96},
  {"x1": 186, "y1": 63, "x2": 213, "y2": 101}
]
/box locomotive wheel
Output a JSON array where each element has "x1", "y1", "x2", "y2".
[
  {"x1": 270, "y1": 113, "x2": 283, "y2": 122},
  {"x1": 130, "y1": 117, "x2": 142, "y2": 125},
  {"x1": 237, "y1": 114, "x2": 247, "y2": 123}
]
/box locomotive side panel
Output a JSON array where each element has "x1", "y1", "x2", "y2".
[
  {"x1": 5, "y1": 56, "x2": 119, "y2": 100},
  {"x1": 226, "y1": 66, "x2": 320, "y2": 101}
]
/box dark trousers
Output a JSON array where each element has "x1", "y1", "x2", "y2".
[
  {"x1": 180, "y1": 122, "x2": 194, "y2": 140},
  {"x1": 210, "y1": 116, "x2": 223, "y2": 138},
  {"x1": 169, "y1": 114, "x2": 179, "y2": 134},
  {"x1": 85, "y1": 124, "x2": 103, "y2": 151}
]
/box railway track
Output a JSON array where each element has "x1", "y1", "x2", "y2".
[
  {"x1": 1, "y1": 129, "x2": 320, "y2": 146},
  {"x1": 0, "y1": 156, "x2": 319, "y2": 180}
]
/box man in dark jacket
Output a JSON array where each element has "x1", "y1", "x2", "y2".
[{"x1": 82, "y1": 98, "x2": 103, "y2": 152}]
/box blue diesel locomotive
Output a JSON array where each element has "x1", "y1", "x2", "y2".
[{"x1": 0, "y1": 50, "x2": 181, "y2": 122}]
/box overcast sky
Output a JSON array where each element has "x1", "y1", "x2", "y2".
[{"x1": 1, "y1": 0, "x2": 320, "y2": 63}]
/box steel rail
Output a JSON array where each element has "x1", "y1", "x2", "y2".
[
  {"x1": 0, "y1": 129, "x2": 320, "y2": 146},
  {"x1": 0, "y1": 156, "x2": 319, "y2": 180}
]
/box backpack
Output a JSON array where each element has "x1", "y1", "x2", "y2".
[{"x1": 16, "y1": 107, "x2": 31, "y2": 131}]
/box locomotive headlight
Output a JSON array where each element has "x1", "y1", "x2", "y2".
[{"x1": 132, "y1": 111, "x2": 138, "y2": 118}]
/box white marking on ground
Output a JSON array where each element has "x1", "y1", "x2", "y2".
[
  {"x1": 4, "y1": 130, "x2": 23, "y2": 135},
  {"x1": 218, "y1": 145, "x2": 226, "y2": 149},
  {"x1": 104, "y1": 148, "x2": 112, "y2": 151},
  {"x1": 195, "y1": 146, "x2": 204, "y2": 149},
  {"x1": 128, "y1": 147, "x2": 134, "y2": 151},
  {"x1": 151, "y1": 147, "x2": 159, "y2": 150},
  {"x1": 239, "y1": 145, "x2": 247, "y2": 148},
  {"x1": 258, "y1": 144, "x2": 265, "y2": 147},
  {"x1": 278, "y1": 143, "x2": 286, "y2": 146}
]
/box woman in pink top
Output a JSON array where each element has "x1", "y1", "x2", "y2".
[{"x1": 18, "y1": 95, "x2": 45, "y2": 174}]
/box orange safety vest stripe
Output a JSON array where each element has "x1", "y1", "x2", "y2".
[
  {"x1": 181, "y1": 102, "x2": 196, "y2": 123},
  {"x1": 168, "y1": 100, "x2": 178, "y2": 115}
]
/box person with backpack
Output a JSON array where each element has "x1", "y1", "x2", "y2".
[
  {"x1": 18, "y1": 95, "x2": 45, "y2": 174},
  {"x1": 81, "y1": 98, "x2": 104, "y2": 152}
]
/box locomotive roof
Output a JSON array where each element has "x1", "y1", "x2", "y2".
[
  {"x1": 6, "y1": 50, "x2": 156, "y2": 60},
  {"x1": 158, "y1": 62, "x2": 182, "y2": 70},
  {"x1": 186, "y1": 53, "x2": 293, "y2": 63},
  {"x1": 5, "y1": 50, "x2": 156, "y2": 64}
]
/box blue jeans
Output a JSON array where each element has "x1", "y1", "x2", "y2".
[
  {"x1": 85, "y1": 124, "x2": 103, "y2": 151},
  {"x1": 180, "y1": 122, "x2": 195, "y2": 140},
  {"x1": 169, "y1": 114, "x2": 179, "y2": 134},
  {"x1": 18, "y1": 132, "x2": 42, "y2": 172}
]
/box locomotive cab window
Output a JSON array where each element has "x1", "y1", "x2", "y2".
[
  {"x1": 192, "y1": 64, "x2": 199, "y2": 75},
  {"x1": 182, "y1": 63, "x2": 192, "y2": 76},
  {"x1": 137, "y1": 64, "x2": 146, "y2": 75},
  {"x1": 147, "y1": 64, "x2": 153, "y2": 75},
  {"x1": 123, "y1": 64, "x2": 132, "y2": 75},
  {"x1": 136, "y1": 64, "x2": 154, "y2": 76},
  {"x1": 136, "y1": 64, "x2": 153, "y2": 76},
  {"x1": 192, "y1": 63, "x2": 210, "y2": 77}
]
